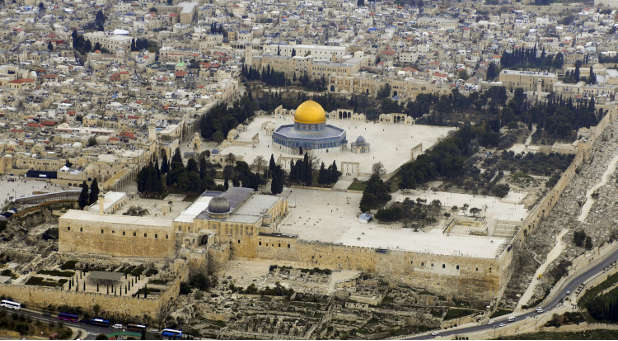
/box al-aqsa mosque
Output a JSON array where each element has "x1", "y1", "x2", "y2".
[{"x1": 272, "y1": 100, "x2": 347, "y2": 152}]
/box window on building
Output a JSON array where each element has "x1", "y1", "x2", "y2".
[
  {"x1": 166, "y1": 234, "x2": 169, "y2": 239},
  {"x1": 475, "y1": 267, "x2": 479, "y2": 271},
  {"x1": 122, "y1": 231, "x2": 125, "y2": 236},
  {"x1": 133, "y1": 232, "x2": 136, "y2": 237},
  {"x1": 456, "y1": 265, "x2": 460, "y2": 270},
  {"x1": 101, "y1": 229, "x2": 104, "y2": 234},
  {"x1": 442, "y1": 264, "x2": 445, "y2": 269},
  {"x1": 80, "y1": 227, "x2": 83, "y2": 232},
  {"x1": 421, "y1": 262, "x2": 424, "y2": 267},
  {"x1": 431, "y1": 263, "x2": 434, "y2": 267},
  {"x1": 287, "y1": 244, "x2": 290, "y2": 248},
  {"x1": 155, "y1": 234, "x2": 158, "y2": 239},
  {"x1": 67, "y1": 226, "x2": 70, "y2": 231},
  {"x1": 278, "y1": 243, "x2": 281, "y2": 247},
  {"x1": 259, "y1": 241, "x2": 262, "y2": 246},
  {"x1": 144, "y1": 233, "x2": 147, "y2": 238},
  {"x1": 238, "y1": 240, "x2": 241, "y2": 244}
]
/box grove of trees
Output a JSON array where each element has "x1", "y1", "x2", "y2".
[{"x1": 500, "y1": 47, "x2": 564, "y2": 70}]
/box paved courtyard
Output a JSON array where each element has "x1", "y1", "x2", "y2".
[
  {"x1": 0, "y1": 176, "x2": 67, "y2": 206},
  {"x1": 278, "y1": 188, "x2": 509, "y2": 259},
  {"x1": 218, "y1": 115, "x2": 455, "y2": 176}
]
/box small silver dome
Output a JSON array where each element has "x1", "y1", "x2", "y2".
[
  {"x1": 208, "y1": 196, "x2": 230, "y2": 214},
  {"x1": 355, "y1": 136, "x2": 366, "y2": 144}
]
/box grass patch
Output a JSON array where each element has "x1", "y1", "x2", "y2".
[
  {"x1": 497, "y1": 329, "x2": 618, "y2": 339},
  {"x1": 490, "y1": 308, "x2": 512, "y2": 318},
  {"x1": 347, "y1": 179, "x2": 367, "y2": 191},
  {"x1": 25, "y1": 276, "x2": 63, "y2": 287},
  {"x1": 60, "y1": 260, "x2": 78, "y2": 270},
  {"x1": 578, "y1": 272, "x2": 618, "y2": 308},
  {"x1": 0, "y1": 269, "x2": 16, "y2": 279},
  {"x1": 133, "y1": 287, "x2": 161, "y2": 297},
  {"x1": 144, "y1": 268, "x2": 158, "y2": 277},
  {"x1": 149, "y1": 279, "x2": 168, "y2": 285},
  {"x1": 37, "y1": 270, "x2": 75, "y2": 277},
  {"x1": 444, "y1": 308, "x2": 476, "y2": 320}
]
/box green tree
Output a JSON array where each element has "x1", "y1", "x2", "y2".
[
  {"x1": 161, "y1": 152, "x2": 169, "y2": 174},
  {"x1": 359, "y1": 174, "x2": 391, "y2": 212},
  {"x1": 88, "y1": 178, "x2": 100, "y2": 205},
  {"x1": 87, "y1": 136, "x2": 97, "y2": 147},
  {"x1": 486, "y1": 62, "x2": 499, "y2": 81},
  {"x1": 318, "y1": 162, "x2": 328, "y2": 185},
  {"x1": 268, "y1": 154, "x2": 276, "y2": 178},
  {"x1": 585, "y1": 236, "x2": 593, "y2": 250},
  {"x1": 377, "y1": 83, "x2": 391, "y2": 99},
  {"x1": 170, "y1": 148, "x2": 184, "y2": 171},
  {"x1": 573, "y1": 230, "x2": 587, "y2": 247},
  {"x1": 588, "y1": 66, "x2": 597, "y2": 84},
  {"x1": 271, "y1": 165, "x2": 284, "y2": 194},
  {"x1": 78, "y1": 181, "x2": 89, "y2": 209}
]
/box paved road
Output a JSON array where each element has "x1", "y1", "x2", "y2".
[
  {"x1": 0, "y1": 306, "x2": 114, "y2": 339},
  {"x1": 410, "y1": 246, "x2": 618, "y2": 339}
]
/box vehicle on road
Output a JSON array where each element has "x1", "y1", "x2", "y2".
[
  {"x1": 536, "y1": 307, "x2": 544, "y2": 313},
  {"x1": 89, "y1": 318, "x2": 111, "y2": 327},
  {"x1": 0, "y1": 299, "x2": 21, "y2": 310},
  {"x1": 566, "y1": 290, "x2": 570, "y2": 295},
  {"x1": 431, "y1": 331, "x2": 439, "y2": 336},
  {"x1": 161, "y1": 328, "x2": 183, "y2": 339},
  {"x1": 508, "y1": 316, "x2": 515, "y2": 322},
  {"x1": 127, "y1": 323, "x2": 147, "y2": 333},
  {"x1": 112, "y1": 323, "x2": 124, "y2": 329},
  {"x1": 57, "y1": 312, "x2": 79, "y2": 322},
  {"x1": 498, "y1": 323, "x2": 506, "y2": 327}
]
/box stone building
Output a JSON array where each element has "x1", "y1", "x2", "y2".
[
  {"x1": 272, "y1": 100, "x2": 347, "y2": 153},
  {"x1": 58, "y1": 185, "x2": 513, "y2": 303},
  {"x1": 499, "y1": 69, "x2": 557, "y2": 92}
]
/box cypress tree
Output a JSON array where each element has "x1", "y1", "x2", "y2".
[
  {"x1": 171, "y1": 147, "x2": 184, "y2": 170},
  {"x1": 271, "y1": 165, "x2": 284, "y2": 194},
  {"x1": 161, "y1": 152, "x2": 169, "y2": 174},
  {"x1": 268, "y1": 154, "x2": 276, "y2": 178},
  {"x1": 318, "y1": 162, "x2": 328, "y2": 185},
  {"x1": 78, "y1": 181, "x2": 89, "y2": 209},
  {"x1": 88, "y1": 178, "x2": 100, "y2": 205}
]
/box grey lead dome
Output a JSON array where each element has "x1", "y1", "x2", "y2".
[{"x1": 207, "y1": 196, "x2": 231, "y2": 214}]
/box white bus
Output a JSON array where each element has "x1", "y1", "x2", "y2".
[{"x1": 1, "y1": 299, "x2": 21, "y2": 310}]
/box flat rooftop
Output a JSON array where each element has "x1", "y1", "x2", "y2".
[
  {"x1": 218, "y1": 115, "x2": 454, "y2": 176},
  {"x1": 61, "y1": 209, "x2": 172, "y2": 228},
  {"x1": 278, "y1": 188, "x2": 509, "y2": 259}
]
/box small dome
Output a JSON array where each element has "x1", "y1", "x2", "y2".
[
  {"x1": 355, "y1": 136, "x2": 366, "y2": 144},
  {"x1": 294, "y1": 100, "x2": 326, "y2": 124},
  {"x1": 208, "y1": 196, "x2": 230, "y2": 214}
]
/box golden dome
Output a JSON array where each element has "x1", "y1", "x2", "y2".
[{"x1": 294, "y1": 100, "x2": 326, "y2": 124}]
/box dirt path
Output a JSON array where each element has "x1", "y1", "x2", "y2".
[
  {"x1": 578, "y1": 153, "x2": 618, "y2": 222},
  {"x1": 515, "y1": 228, "x2": 569, "y2": 311}
]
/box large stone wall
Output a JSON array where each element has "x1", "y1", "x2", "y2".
[
  {"x1": 254, "y1": 235, "x2": 509, "y2": 303},
  {"x1": 513, "y1": 106, "x2": 617, "y2": 247},
  {"x1": 59, "y1": 213, "x2": 176, "y2": 258},
  {"x1": 0, "y1": 284, "x2": 161, "y2": 319}
]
